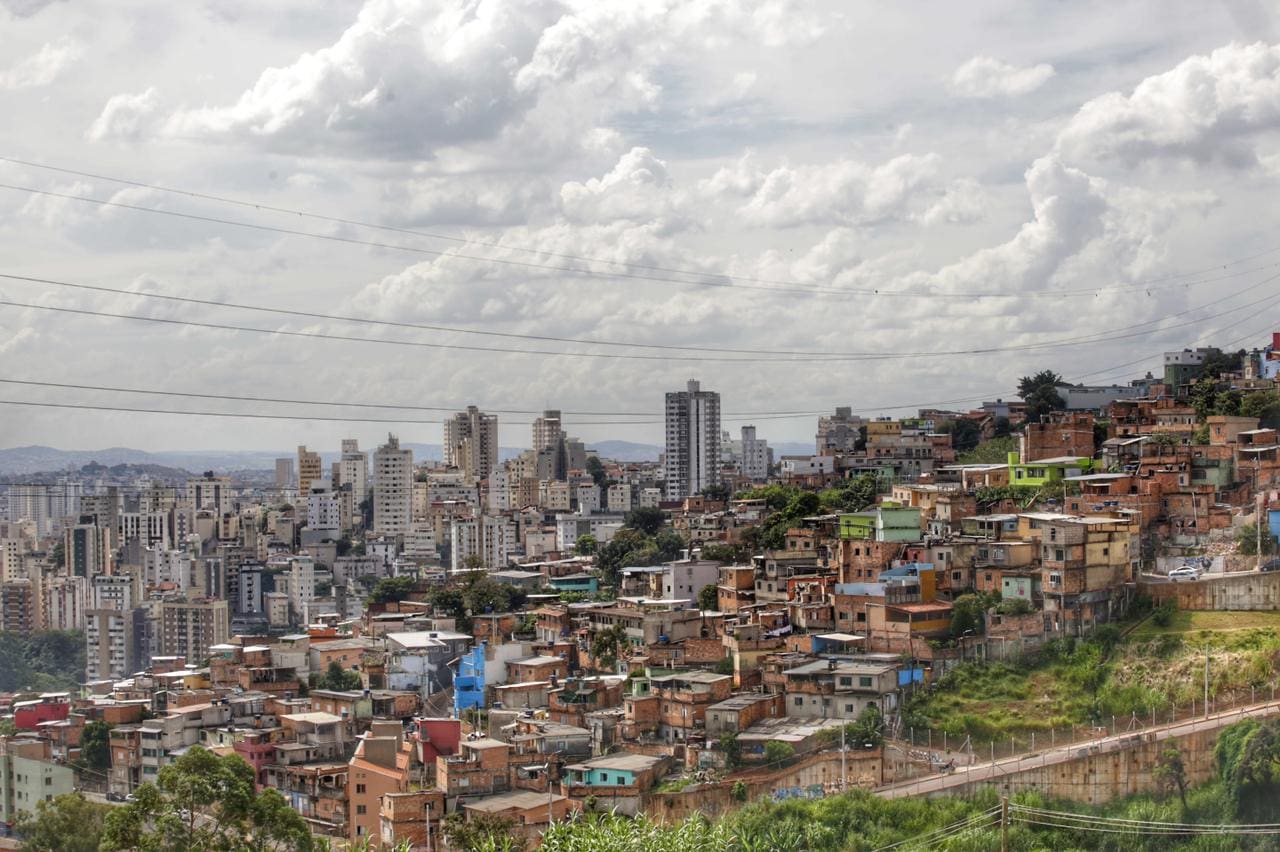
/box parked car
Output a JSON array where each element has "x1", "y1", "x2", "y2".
[
  {"x1": 1260, "y1": 558, "x2": 1280, "y2": 573},
  {"x1": 105, "y1": 791, "x2": 124, "y2": 802},
  {"x1": 1168, "y1": 566, "x2": 1203, "y2": 581}
]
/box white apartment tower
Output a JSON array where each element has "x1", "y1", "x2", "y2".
[
  {"x1": 664, "y1": 379, "x2": 721, "y2": 499},
  {"x1": 373, "y1": 434, "x2": 413, "y2": 536},
  {"x1": 443, "y1": 406, "x2": 499, "y2": 481},
  {"x1": 532, "y1": 410, "x2": 563, "y2": 452},
  {"x1": 337, "y1": 439, "x2": 369, "y2": 502},
  {"x1": 740, "y1": 425, "x2": 772, "y2": 481}
]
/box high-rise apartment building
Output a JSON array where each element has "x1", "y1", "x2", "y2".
[
  {"x1": 65, "y1": 520, "x2": 112, "y2": 578},
  {"x1": 306, "y1": 481, "x2": 341, "y2": 538},
  {"x1": 187, "y1": 477, "x2": 232, "y2": 517},
  {"x1": 532, "y1": 410, "x2": 564, "y2": 452},
  {"x1": 740, "y1": 425, "x2": 772, "y2": 481},
  {"x1": 664, "y1": 380, "x2": 721, "y2": 499},
  {"x1": 275, "y1": 458, "x2": 295, "y2": 489},
  {"x1": 85, "y1": 608, "x2": 145, "y2": 681},
  {"x1": 158, "y1": 598, "x2": 229, "y2": 661},
  {"x1": 297, "y1": 446, "x2": 323, "y2": 499},
  {"x1": 338, "y1": 439, "x2": 369, "y2": 503},
  {"x1": 443, "y1": 406, "x2": 499, "y2": 481},
  {"x1": 373, "y1": 435, "x2": 413, "y2": 536},
  {"x1": 0, "y1": 580, "x2": 36, "y2": 634}
]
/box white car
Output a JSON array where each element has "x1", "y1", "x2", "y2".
[{"x1": 1167, "y1": 566, "x2": 1202, "y2": 582}]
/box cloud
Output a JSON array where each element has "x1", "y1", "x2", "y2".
[
  {"x1": 950, "y1": 55, "x2": 1055, "y2": 98},
  {"x1": 559, "y1": 147, "x2": 688, "y2": 229},
  {"x1": 0, "y1": 37, "x2": 81, "y2": 89},
  {"x1": 87, "y1": 0, "x2": 825, "y2": 162},
  {"x1": 918, "y1": 178, "x2": 988, "y2": 225},
  {"x1": 1057, "y1": 41, "x2": 1280, "y2": 168},
  {"x1": 704, "y1": 152, "x2": 943, "y2": 228},
  {"x1": 86, "y1": 88, "x2": 161, "y2": 141}
]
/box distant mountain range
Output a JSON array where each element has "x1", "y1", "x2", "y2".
[{"x1": 0, "y1": 437, "x2": 818, "y2": 476}]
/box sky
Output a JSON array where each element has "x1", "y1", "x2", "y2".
[{"x1": 2, "y1": 0, "x2": 1280, "y2": 454}]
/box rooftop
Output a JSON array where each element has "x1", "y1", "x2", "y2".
[
  {"x1": 464, "y1": 790, "x2": 569, "y2": 813},
  {"x1": 565, "y1": 752, "x2": 665, "y2": 773}
]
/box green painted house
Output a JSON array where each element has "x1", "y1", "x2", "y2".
[
  {"x1": 1007, "y1": 452, "x2": 1093, "y2": 487},
  {"x1": 838, "y1": 505, "x2": 922, "y2": 542}
]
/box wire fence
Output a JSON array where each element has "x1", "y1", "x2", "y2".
[{"x1": 878, "y1": 686, "x2": 1280, "y2": 794}]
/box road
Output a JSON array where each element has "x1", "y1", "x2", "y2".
[{"x1": 875, "y1": 698, "x2": 1280, "y2": 799}]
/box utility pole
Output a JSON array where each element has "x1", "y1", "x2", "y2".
[
  {"x1": 1000, "y1": 795, "x2": 1009, "y2": 852},
  {"x1": 841, "y1": 722, "x2": 847, "y2": 791},
  {"x1": 1204, "y1": 650, "x2": 1210, "y2": 719}
]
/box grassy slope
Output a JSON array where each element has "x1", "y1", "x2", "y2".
[{"x1": 907, "y1": 612, "x2": 1280, "y2": 741}]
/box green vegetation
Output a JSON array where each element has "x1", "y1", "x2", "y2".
[
  {"x1": 590, "y1": 623, "x2": 627, "y2": 671},
  {"x1": 974, "y1": 482, "x2": 1070, "y2": 509},
  {"x1": 427, "y1": 573, "x2": 529, "y2": 630},
  {"x1": 957, "y1": 434, "x2": 1016, "y2": 464},
  {"x1": 1237, "y1": 523, "x2": 1277, "y2": 556},
  {"x1": 1018, "y1": 369, "x2": 1067, "y2": 423},
  {"x1": 309, "y1": 660, "x2": 362, "y2": 691},
  {"x1": 594, "y1": 516, "x2": 686, "y2": 587},
  {"x1": 499, "y1": 770, "x2": 1270, "y2": 851},
  {"x1": 101, "y1": 746, "x2": 314, "y2": 851},
  {"x1": 697, "y1": 583, "x2": 718, "y2": 611},
  {"x1": 908, "y1": 617, "x2": 1280, "y2": 742},
  {"x1": 14, "y1": 793, "x2": 112, "y2": 852},
  {"x1": 734, "y1": 476, "x2": 877, "y2": 551},
  {"x1": 699, "y1": 541, "x2": 751, "y2": 564},
  {"x1": 366, "y1": 575, "x2": 415, "y2": 605},
  {"x1": 76, "y1": 720, "x2": 111, "y2": 773},
  {"x1": 0, "y1": 630, "x2": 85, "y2": 692}
]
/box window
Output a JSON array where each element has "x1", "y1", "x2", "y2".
[
  {"x1": 794, "y1": 696, "x2": 803, "y2": 707},
  {"x1": 838, "y1": 676, "x2": 852, "y2": 687},
  {"x1": 356, "y1": 784, "x2": 366, "y2": 794},
  {"x1": 859, "y1": 676, "x2": 873, "y2": 688},
  {"x1": 356, "y1": 805, "x2": 367, "y2": 815},
  {"x1": 845, "y1": 704, "x2": 854, "y2": 713}
]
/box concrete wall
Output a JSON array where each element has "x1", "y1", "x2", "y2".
[
  {"x1": 1143, "y1": 571, "x2": 1280, "y2": 610},
  {"x1": 643, "y1": 749, "x2": 882, "y2": 822},
  {"x1": 920, "y1": 728, "x2": 1220, "y2": 806}
]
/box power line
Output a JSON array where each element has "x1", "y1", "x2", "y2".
[
  {"x1": 2, "y1": 180, "x2": 1277, "y2": 304},
  {"x1": 3, "y1": 270, "x2": 1277, "y2": 365},
  {"x1": 5, "y1": 154, "x2": 1276, "y2": 299},
  {"x1": 0, "y1": 313, "x2": 1273, "y2": 431}
]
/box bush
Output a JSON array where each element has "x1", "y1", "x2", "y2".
[
  {"x1": 1152, "y1": 598, "x2": 1177, "y2": 628},
  {"x1": 731, "y1": 781, "x2": 748, "y2": 802},
  {"x1": 764, "y1": 741, "x2": 795, "y2": 765}
]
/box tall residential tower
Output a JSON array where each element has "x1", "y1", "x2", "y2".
[{"x1": 664, "y1": 379, "x2": 721, "y2": 499}]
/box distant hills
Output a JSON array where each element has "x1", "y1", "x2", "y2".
[{"x1": 0, "y1": 437, "x2": 816, "y2": 476}]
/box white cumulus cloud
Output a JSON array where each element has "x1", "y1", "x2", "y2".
[
  {"x1": 951, "y1": 55, "x2": 1054, "y2": 98},
  {"x1": 1056, "y1": 40, "x2": 1280, "y2": 168},
  {"x1": 0, "y1": 37, "x2": 81, "y2": 89}
]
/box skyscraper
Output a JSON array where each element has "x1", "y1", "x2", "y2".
[
  {"x1": 664, "y1": 379, "x2": 721, "y2": 499},
  {"x1": 532, "y1": 410, "x2": 564, "y2": 452},
  {"x1": 443, "y1": 406, "x2": 499, "y2": 481},
  {"x1": 373, "y1": 434, "x2": 413, "y2": 536},
  {"x1": 297, "y1": 446, "x2": 323, "y2": 499},
  {"x1": 338, "y1": 439, "x2": 369, "y2": 502}
]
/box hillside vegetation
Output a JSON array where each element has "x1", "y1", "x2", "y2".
[{"x1": 904, "y1": 612, "x2": 1280, "y2": 742}]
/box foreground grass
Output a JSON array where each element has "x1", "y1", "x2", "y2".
[{"x1": 533, "y1": 782, "x2": 1245, "y2": 852}]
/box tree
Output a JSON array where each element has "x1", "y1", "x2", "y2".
[
  {"x1": 50, "y1": 540, "x2": 65, "y2": 569},
  {"x1": 1242, "y1": 390, "x2": 1280, "y2": 429},
  {"x1": 367, "y1": 575, "x2": 415, "y2": 605},
  {"x1": 575, "y1": 534, "x2": 598, "y2": 556},
  {"x1": 312, "y1": 661, "x2": 362, "y2": 691},
  {"x1": 1154, "y1": 746, "x2": 1189, "y2": 814},
  {"x1": 764, "y1": 741, "x2": 795, "y2": 765},
  {"x1": 730, "y1": 780, "x2": 748, "y2": 802},
  {"x1": 719, "y1": 731, "x2": 742, "y2": 769},
  {"x1": 101, "y1": 746, "x2": 313, "y2": 851},
  {"x1": 1018, "y1": 370, "x2": 1067, "y2": 423},
  {"x1": 945, "y1": 419, "x2": 982, "y2": 453},
  {"x1": 700, "y1": 483, "x2": 731, "y2": 502},
  {"x1": 959, "y1": 435, "x2": 1017, "y2": 465},
  {"x1": 624, "y1": 506, "x2": 666, "y2": 536},
  {"x1": 697, "y1": 583, "x2": 719, "y2": 611},
  {"x1": 79, "y1": 720, "x2": 112, "y2": 772},
  {"x1": 442, "y1": 810, "x2": 522, "y2": 852},
  {"x1": 700, "y1": 542, "x2": 747, "y2": 564},
  {"x1": 15, "y1": 793, "x2": 111, "y2": 852},
  {"x1": 585, "y1": 456, "x2": 608, "y2": 489},
  {"x1": 591, "y1": 624, "x2": 627, "y2": 671},
  {"x1": 1237, "y1": 524, "x2": 1277, "y2": 557}
]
